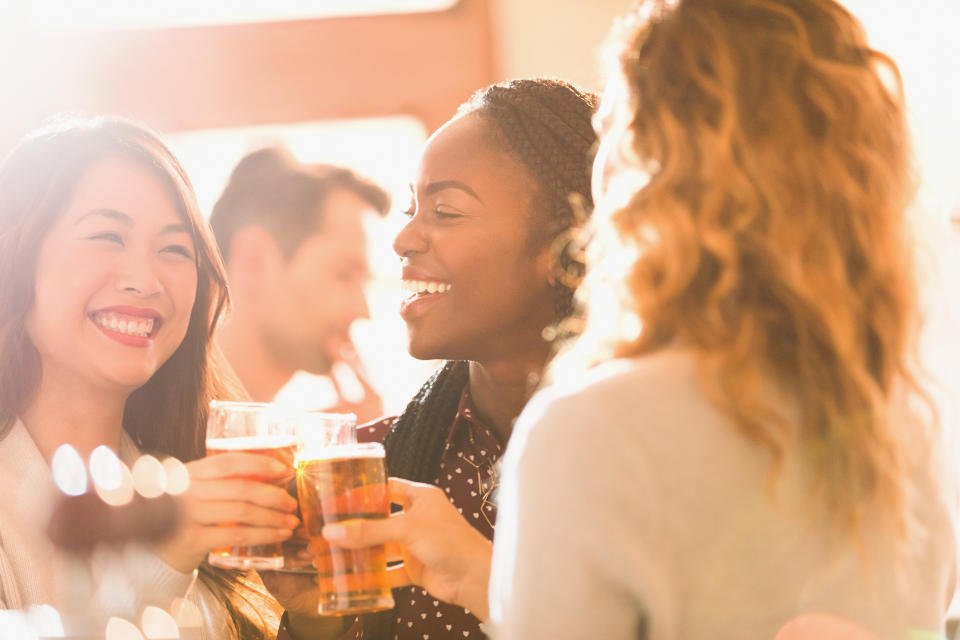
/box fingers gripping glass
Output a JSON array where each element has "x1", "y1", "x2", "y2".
[
  {"x1": 205, "y1": 404, "x2": 357, "y2": 571},
  {"x1": 205, "y1": 401, "x2": 300, "y2": 570}
]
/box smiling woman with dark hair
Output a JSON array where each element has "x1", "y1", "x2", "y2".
[
  {"x1": 264, "y1": 78, "x2": 598, "y2": 640},
  {"x1": 0, "y1": 116, "x2": 299, "y2": 639}
]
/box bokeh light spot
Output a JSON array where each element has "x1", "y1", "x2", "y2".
[
  {"x1": 104, "y1": 617, "x2": 145, "y2": 640},
  {"x1": 169, "y1": 598, "x2": 202, "y2": 629},
  {"x1": 25, "y1": 605, "x2": 64, "y2": 637},
  {"x1": 162, "y1": 458, "x2": 190, "y2": 495},
  {"x1": 141, "y1": 606, "x2": 179, "y2": 639},
  {"x1": 51, "y1": 444, "x2": 87, "y2": 496},
  {"x1": 0, "y1": 610, "x2": 33, "y2": 640},
  {"x1": 91, "y1": 446, "x2": 135, "y2": 506},
  {"x1": 132, "y1": 455, "x2": 166, "y2": 498}
]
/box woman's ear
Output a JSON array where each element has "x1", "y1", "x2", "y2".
[
  {"x1": 543, "y1": 227, "x2": 587, "y2": 292},
  {"x1": 539, "y1": 240, "x2": 557, "y2": 288}
]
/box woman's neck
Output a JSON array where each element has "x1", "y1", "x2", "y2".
[
  {"x1": 20, "y1": 368, "x2": 128, "y2": 463},
  {"x1": 468, "y1": 352, "x2": 547, "y2": 445}
]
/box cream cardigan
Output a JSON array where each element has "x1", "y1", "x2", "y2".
[
  {"x1": 0, "y1": 419, "x2": 231, "y2": 638},
  {"x1": 490, "y1": 350, "x2": 958, "y2": 639}
]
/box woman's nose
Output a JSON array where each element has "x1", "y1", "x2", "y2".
[
  {"x1": 116, "y1": 252, "x2": 162, "y2": 297},
  {"x1": 392, "y1": 215, "x2": 429, "y2": 258}
]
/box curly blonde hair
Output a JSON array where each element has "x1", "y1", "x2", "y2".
[{"x1": 571, "y1": 0, "x2": 931, "y2": 538}]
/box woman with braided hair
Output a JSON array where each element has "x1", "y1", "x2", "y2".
[{"x1": 266, "y1": 78, "x2": 597, "y2": 640}]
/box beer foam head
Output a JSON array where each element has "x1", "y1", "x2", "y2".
[
  {"x1": 297, "y1": 442, "x2": 384, "y2": 463},
  {"x1": 205, "y1": 435, "x2": 299, "y2": 452}
]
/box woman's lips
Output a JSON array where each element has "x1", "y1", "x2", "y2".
[
  {"x1": 88, "y1": 307, "x2": 163, "y2": 347},
  {"x1": 399, "y1": 289, "x2": 451, "y2": 321}
]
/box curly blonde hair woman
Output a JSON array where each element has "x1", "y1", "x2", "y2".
[{"x1": 489, "y1": 1, "x2": 958, "y2": 638}]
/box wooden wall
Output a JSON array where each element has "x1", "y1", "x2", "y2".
[{"x1": 0, "y1": 0, "x2": 496, "y2": 155}]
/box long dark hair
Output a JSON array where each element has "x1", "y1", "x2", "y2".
[
  {"x1": 364, "y1": 78, "x2": 598, "y2": 639},
  {"x1": 0, "y1": 115, "x2": 280, "y2": 639}
]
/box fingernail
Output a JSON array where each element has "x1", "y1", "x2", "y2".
[
  {"x1": 322, "y1": 524, "x2": 345, "y2": 540},
  {"x1": 287, "y1": 515, "x2": 301, "y2": 528}
]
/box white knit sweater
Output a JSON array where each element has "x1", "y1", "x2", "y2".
[{"x1": 0, "y1": 419, "x2": 232, "y2": 638}]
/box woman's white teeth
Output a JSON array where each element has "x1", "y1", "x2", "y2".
[
  {"x1": 94, "y1": 313, "x2": 154, "y2": 337},
  {"x1": 403, "y1": 280, "x2": 452, "y2": 295}
]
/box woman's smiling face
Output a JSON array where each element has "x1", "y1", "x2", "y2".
[
  {"x1": 393, "y1": 114, "x2": 556, "y2": 363},
  {"x1": 26, "y1": 155, "x2": 199, "y2": 393}
]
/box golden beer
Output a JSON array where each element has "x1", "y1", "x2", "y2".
[
  {"x1": 297, "y1": 443, "x2": 394, "y2": 615},
  {"x1": 206, "y1": 434, "x2": 297, "y2": 570}
]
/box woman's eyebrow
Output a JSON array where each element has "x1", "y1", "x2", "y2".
[
  {"x1": 423, "y1": 180, "x2": 483, "y2": 203},
  {"x1": 74, "y1": 208, "x2": 131, "y2": 225},
  {"x1": 160, "y1": 222, "x2": 192, "y2": 235}
]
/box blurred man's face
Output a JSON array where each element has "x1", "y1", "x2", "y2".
[{"x1": 258, "y1": 188, "x2": 374, "y2": 374}]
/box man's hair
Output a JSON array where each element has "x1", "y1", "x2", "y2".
[{"x1": 210, "y1": 147, "x2": 390, "y2": 263}]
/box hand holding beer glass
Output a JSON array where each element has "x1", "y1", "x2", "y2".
[
  {"x1": 318, "y1": 477, "x2": 494, "y2": 620},
  {"x1": 205, "y1": 401, "x2": 300, "y2": 570}
]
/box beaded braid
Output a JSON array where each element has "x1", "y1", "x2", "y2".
[{"x1": 362, "y1": 79, "x2": 597, "y2": 639}]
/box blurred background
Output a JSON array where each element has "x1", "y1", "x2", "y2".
[{"x1": 0, "y1": 0, "x2": 957, "y2": 416}]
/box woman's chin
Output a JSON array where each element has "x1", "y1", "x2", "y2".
[
  {"x1": 95, "y1": 365, "x2": 161, "y2": 393},
  {"x1": 407, "y1": 339, "x2": 447, "y2": 363}
]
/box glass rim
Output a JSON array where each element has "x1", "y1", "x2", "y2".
[
  {"x1": 208, "y1": 402, "x2": 356, "y2": 422},
  {"x1": 208, "y1": 400, "x2": 271, "y2": 410},
  {"x1": 298, "y1": 441, "x2": 384, "y2": 462},
  {"x1": 301, "y1": 409, "x2": 357, "y2": 422}
]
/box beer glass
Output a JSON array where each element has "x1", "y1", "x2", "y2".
[
  {"x1": 297, "y1": 442, "x2": 394, "y2": 615},
  {"x1": 282, "y1": 411, "x2": 358, "y2": 572},
  {"x1": 205, "y1": 401, "x2": 299, "y2": 570}
]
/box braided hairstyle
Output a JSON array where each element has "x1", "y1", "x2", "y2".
[
  {"x1": 363, "y1": 78, "x2": 597, "y2": 639},
  {"x1": 461, "y1": 78, "x2": 598, "y2": 320}
]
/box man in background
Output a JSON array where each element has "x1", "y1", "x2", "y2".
[{"x1": 210, "y1": 147, "x2": 390, "y2": 422}]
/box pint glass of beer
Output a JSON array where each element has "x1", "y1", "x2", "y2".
[
  {"x1": 297, "y1": 443, "x2": 394, "y2": 615},
  {"x1": 205, "y1": 401, "x2": 299, "y2": 570},
  {"x1": 283, "y1": 411, "x2": 358, "y2": 572}
]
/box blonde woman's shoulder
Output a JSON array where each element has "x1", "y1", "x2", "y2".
[
  {"x1": 515, "y1": 348, "x2": 707, "y2": 448},
  {"x1": 544, "y1": 348, "x2": 698, "y2": 401}
]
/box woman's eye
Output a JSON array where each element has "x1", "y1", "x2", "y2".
[
  {"x1": 161, "y1": 244, "x2": 195, "y2": 259},
  {"x1": 88, "y1": 232, "x2": 124, "y2": 245},
  {"x1": 434, "y1": 209, "x2": 462, "y2": 221}
]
